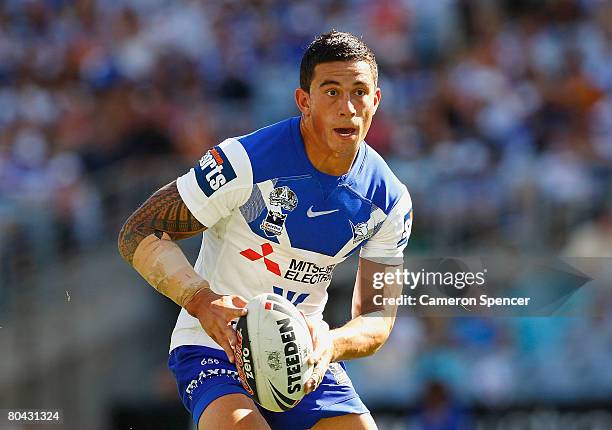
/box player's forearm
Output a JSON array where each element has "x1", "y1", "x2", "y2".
[
  {"x1": 329, "y1": 311, "x2": 393, "y2": 361},
  {"x1": 118, "y1": 180, "x2": 209, "y2": 307},
  {"x1": 130, "y1": 233, "x2": 211, "y2": 307}
]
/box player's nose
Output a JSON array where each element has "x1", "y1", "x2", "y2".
[{"x1": 338, "y1": 94, "x2": 356, "y2": 117}]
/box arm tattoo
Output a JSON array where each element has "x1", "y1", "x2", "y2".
[{"x1": 118, "y1": 180, "x2": 206, "y2": 264}]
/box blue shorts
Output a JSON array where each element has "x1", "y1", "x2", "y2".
[{"x1": 168, "y1": 345, "x2": 369, "y2": 429}]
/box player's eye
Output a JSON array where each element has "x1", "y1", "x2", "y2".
[
  {"x1": 325, "y1": 89, "x2": 338, "y2": 96},
  {"x1": 355, "y1": 89, "x2": 366, "y2": 96}
]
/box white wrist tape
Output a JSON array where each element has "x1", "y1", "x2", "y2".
[{"x1": 132, "y1": 233, "x2": 206, "y2": 307}]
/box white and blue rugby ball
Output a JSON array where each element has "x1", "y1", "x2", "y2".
[{"x1": 233, "y1": 293, "x2": 314, "y2": 412}]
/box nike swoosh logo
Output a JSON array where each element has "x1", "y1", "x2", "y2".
[{"x1": 307, "y1": 206, "x2": 340, "y2": 218}]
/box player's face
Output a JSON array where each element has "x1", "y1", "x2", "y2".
[{"x1": 296, "y1": 60, "x2": 381, "y2": 157}]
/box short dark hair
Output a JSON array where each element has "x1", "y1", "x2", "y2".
[{"x1": 300, "y1": 31, "x2": 378, "y2": 92}]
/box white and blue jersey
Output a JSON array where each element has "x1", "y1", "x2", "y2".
[{"x1": 171, "y1": 116, "x2": 412, "y2": 352}]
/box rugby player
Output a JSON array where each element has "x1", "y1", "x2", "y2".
[{"x1": 118, "y1": 31, "x2": 412, "y2": 430}]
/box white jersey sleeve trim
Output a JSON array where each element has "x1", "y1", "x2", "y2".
[
  {"x1": 360, "y1": 187, "x2": 412, "y2": 262},
  {"x1": 176, "y1": 138, "x2": 253, "y2": 228}
]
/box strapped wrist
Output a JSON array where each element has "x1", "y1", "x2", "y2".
[
  {"x1": 184, "y1": 286, "x2": 214, "y2": 317},
  {"x1": 132, "y1": 233, "x2": 209, "y2": 307}
]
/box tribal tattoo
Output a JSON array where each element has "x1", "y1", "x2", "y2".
[{"x1": 118, "y1": 181, "x2": 206, "y2": 264}]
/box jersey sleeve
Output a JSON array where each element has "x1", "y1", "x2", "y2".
[
  {"x1": 176, "y1": 138, "x2": 253, "y2": 228},
  {"x1": 360, "y1": 188, "x2": 413, "y2": 263}
]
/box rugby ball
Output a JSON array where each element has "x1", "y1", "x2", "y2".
[{"x1": 233, "y1": 293, "x2": 314, "y2": 412}]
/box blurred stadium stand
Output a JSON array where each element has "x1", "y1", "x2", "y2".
[{"x1": 1, "y1": 0, "x2": 611, "y2": 429}]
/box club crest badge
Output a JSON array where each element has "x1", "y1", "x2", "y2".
[
  {"x1": 261, "y1": 186, "x2": 298, "y2": 237},
  {"x1": 350, "y1": 218, "x2": 384, "y2": 243},
  {"x1": 269, "y1": 186, "x2": 298, "y2": 211}
]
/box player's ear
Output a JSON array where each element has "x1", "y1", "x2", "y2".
[
  {"x1": 372, "y1": 87, "x2": 381, "y2": 115},
  {"x1": 295, "y1": 88, "x2": 311, "y2": 117}
]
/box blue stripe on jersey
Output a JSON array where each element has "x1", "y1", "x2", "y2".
[
  {"x1": 239, "y1": 184, "x2": 281, "y2": 243},
  {"x1": 239, "y1": 185, "x2": 267, "y2": 223},
  {"x1": 342, "y1": 242, "x2": 363, "y2": 259},
  {"x1": 273, "y1": 286, "x2": 309, "y2": 306}
]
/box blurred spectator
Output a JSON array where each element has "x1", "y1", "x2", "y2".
[
  {"x1": 564, "y1": 206, "x2": 612, "y2": 257},
  {"x1": 410, "y1": 381, "x2": 473, "y2": 430}
]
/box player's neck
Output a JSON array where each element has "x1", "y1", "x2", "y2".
[{"x1": 299, "y1": 117, "x2": 358, "y2": 177}]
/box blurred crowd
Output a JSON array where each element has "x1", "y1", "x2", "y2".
[
  {"x1": 1, "y1": 0, "x2": 611, "y2": 415},
  {"x1": 1, "y1": 0, "x2": 611, "y2": 256},
  {"x1": 350, "y1": 310, "x2": 612, "y2": 411}
]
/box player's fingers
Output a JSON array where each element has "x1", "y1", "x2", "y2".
[
  {"x1": 304, "y1": 366, "x2": 325, "y2": 394},
  {"x1": 311, "y1": 355, "x2": 330, "y2": 388},
  {"x1": 224, "y1": 324, "x2": 239, "y2": 350},
  {"x1": 300, "y1": 311, "x2": 318, "y2": 350},
  {"x1": 307, "y1": 337, "x2": 327, "y2": 366},
  {"x1": 307, "y1": 346, "x2": 322, "y2": 366},
  {"x1": 307, "y1": 346, "x2": 320, "y2": 364},
  {"x1": 306, "y1": 340, "x2": 332, "y2": 392},
  {"x1": 217, "y1": 328, "x2": 237, "y2": 363},
  {"x1": 304, "y1": 373, "x2": 314, "y2": 394},
  {"x1": 300, "y1": 312, "x2": 319, "y2": 368},
  {"x1": 222, "y1": 305, "x2": 248, "y2": 321},
  {"x1": 231, "y1": 295, "x2": 249, "y2": 308},
  {"x1": 223, "y1": 343, "x2": 236, "y2": 364},
  {"x1": 209, "y1": 329, "x2": 235, "y2": 364},
  {"x1": 312, "y1": 351, "x2": 330, "y2": 375}
]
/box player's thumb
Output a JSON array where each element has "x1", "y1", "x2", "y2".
[
  {"x1": 307, "y1": 343, "x2": 324, "y2": 366},
  {"x1": 208, "y1": 326, "x2": 237, "y2": 364},
  {"x1": 224, "y1": 304, "x2": 247, "y2": 320},
  {"x1": 231, "y1": 295, "x2": 249, "y2": 309},
  {"x1": 300, "y1": 311, "x2": 318, "y2": 350},
  {"x1": 221, "y1": 337, "x2": 236, "y2": 364}
]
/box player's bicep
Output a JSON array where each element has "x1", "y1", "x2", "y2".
[
  {"x1": 148, "y1": 181, "x2": 208, "y2": 238},
  {"x1": 354, "y1": 188, "x2": 412, "y2": 318},
  {"x1": 118, "y1": 180, "x2": 207, "y2": 263}
]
